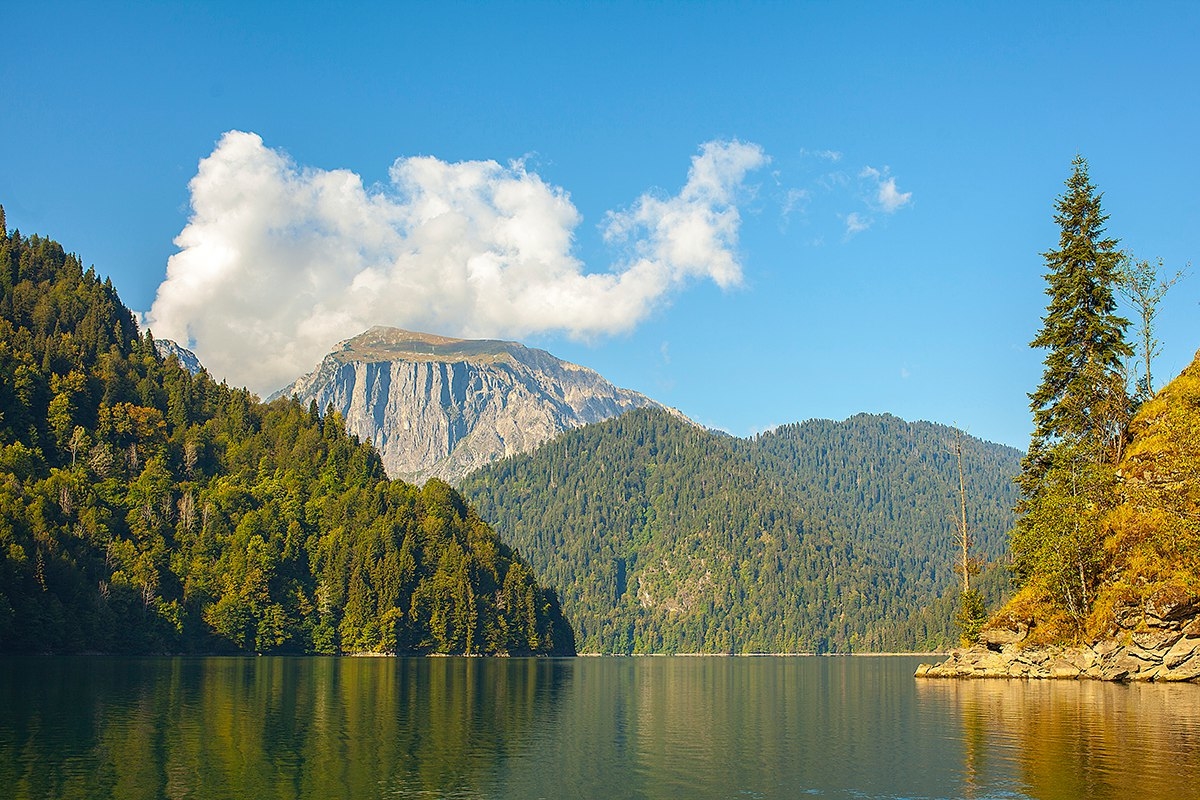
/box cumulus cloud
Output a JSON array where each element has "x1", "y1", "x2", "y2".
[{"x1": 143, "y1": 132, "x2": 768, "y2": 396}]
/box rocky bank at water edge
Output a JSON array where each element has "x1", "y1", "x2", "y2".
[{"x1": 916, "y1": 596, "x2": 1200, "y2": 682}]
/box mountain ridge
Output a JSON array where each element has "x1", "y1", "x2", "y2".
[
  {"x1": 461, "y1": 407, "x2": 1023, "y2": 654},
  {"x1": 272, "y1": 326, "x2": 675, "y2": 484}
]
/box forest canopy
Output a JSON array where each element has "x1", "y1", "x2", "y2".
[{"x1": 0, "y1": 211, "x2": 574, "y2": 655}]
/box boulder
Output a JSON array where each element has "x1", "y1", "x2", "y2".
[
  {"x1": 1049, "y1": 659, "x2": 1082, "y2": 679},
  {"x1": 916, "y1": 614, "x2": 1200, "y2": 682},
  {"x1": 1113, "y1": 604, "x2": 1143, "y2": 629},
  {"x1": 981, "y1": 625, "x2": 1027, "y2": 651},
  {"x1": 1164, "y1": 636, "x2": 1200, "y2": 669},
  {"x1": 1146, "y1": 595, "x2": 1200, "y2": 625},
  {"x1": 1131, "y1": 628, "x2": 1183, "y2": 651},
  {"x1": 1161, "y1": 655, "x2": 1200, "y2": 682}
]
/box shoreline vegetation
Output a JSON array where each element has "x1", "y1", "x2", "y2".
[
  {"x1": 916, "y1": 344, "x2": 1200, "y2": 684},
  {"x1": 924, "y1": 158, "x2": 1198, "y2": 682}
]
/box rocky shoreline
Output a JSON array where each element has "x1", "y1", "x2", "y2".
[{"x1": 916, "y1": 597, "x2": 1200, "y2": 683}]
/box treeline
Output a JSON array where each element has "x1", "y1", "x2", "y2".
[
  {"x1": 0, "y1": 213, "x2": 573, "y2": 655},
  {"x1": 460, "y1": 408, "x2": 1021, "y2": 654}
]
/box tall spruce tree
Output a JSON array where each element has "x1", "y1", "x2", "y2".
[
  {"x1": 1022, "y1": 155, "x2": 1131, "y2": 484},
  {"x1": 1012, "y1": 156, "x2": 1132, "y2": 629}
]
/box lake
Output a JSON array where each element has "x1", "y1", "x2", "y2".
[{"x1": 1, "y1": 655, "x2": 1197, "y2": 799}]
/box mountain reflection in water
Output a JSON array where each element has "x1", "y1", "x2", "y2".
[{"x1": 1, "y1": 656, "x2": 1198, "y2": 799}]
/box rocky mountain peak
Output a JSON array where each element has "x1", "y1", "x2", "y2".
[
  {"x1": 154, "y1": 338, "x2": 204, "y2": 374},
  {"x1": 272, "y1": 326, "x2": 671, "y2": 484}
]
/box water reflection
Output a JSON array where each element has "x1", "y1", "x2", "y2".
[
  {"x1": 2, "y1": 656, "x2": 1199, "y2": 799},
  {"x1": 916, "y1": 676, "x2": 1200, "y2": 800},
  {"x1": 0, "y1": 657, "x2": 574, "y2": 799}
]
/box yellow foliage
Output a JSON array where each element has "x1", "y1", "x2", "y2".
[
  {"x1": 1088, "y1": 348, "x2": 1200, "y2": 634},
  {"x1": 989, "y1": 583, "x2": 1077, "y2": 646},
  {"x1": 997, "y1": 348, "x2": 1200, "y2": 644}
]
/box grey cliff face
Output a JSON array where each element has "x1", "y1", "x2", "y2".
[{"x1": 271, "y1": 326, "x2": 666, "y2": 484}]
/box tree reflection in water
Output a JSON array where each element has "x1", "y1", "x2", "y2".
[{"x1": 917, "y1": 676, "x2": 1200, "y2": 800}]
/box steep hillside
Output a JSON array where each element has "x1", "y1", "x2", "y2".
[
  {"x1": 0, "y1": 214, "x2": 573, "y2": 655},
  {"x1": 272, "y1": 326, "x2": 667, "y2": 483},
  {"x1": 460, "y1": 409, "x2": 1022, "y2": 653},
  {"x1": 992, "y1": 348, "x2": 1200, "y2": 645},
  {"x1": 922, "y1": 351, "x2": 1200, "y2": 681}
]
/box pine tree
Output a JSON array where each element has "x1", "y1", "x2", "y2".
[{"x1": 1012, "y1": 156, "x2": 1133, "y2": 631}]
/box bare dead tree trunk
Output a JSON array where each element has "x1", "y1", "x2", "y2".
[{"x1": 955, "y1": 430, "x2": 971, "y2": 594}]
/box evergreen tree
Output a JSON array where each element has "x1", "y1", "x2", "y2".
[
  {"x1": 1021, "y1": 155, "x2": 1132, "y2": 487},
  {"x1": 1012, "y1": 156, "x2": 1132, "y2": 633}
]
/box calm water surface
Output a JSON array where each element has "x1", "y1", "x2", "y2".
[{"x1": 2, "y1": 655, "x2": 1198, "y2": 799}]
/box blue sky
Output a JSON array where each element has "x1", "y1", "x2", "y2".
[{"x1": 3, "y1": 2, "x2": 1197, "y2": 450}]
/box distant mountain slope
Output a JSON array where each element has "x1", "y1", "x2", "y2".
[
  {"x1": 271, "y1": 326, "x2": 669, "y2": 483},
  {"x1": 460, "y1": 409, "x2": 1023, "y2": 653}
]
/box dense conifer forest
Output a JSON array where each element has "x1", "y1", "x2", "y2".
[
  {"x1": 460, "y1": 409, "x2": 1022, "y2": 653},
  {"x1": 0, "y1": 213, "x2": 574, "y2": 655}
]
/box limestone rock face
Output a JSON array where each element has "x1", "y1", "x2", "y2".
[{"x1": 271, "y1": 327, "x2": 672, "y2": 484}]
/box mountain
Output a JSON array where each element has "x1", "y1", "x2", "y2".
[
  {"x1": 460, "y1": 409, "x2": 1024, "y2": 654},
  {"x1": 0, "y1": 213, "x2": 574, "y2": 656},
  {"x1": 154, "y1": 338, "x2": 203, "y2": 374},
  {"x1": 271, "y1": 326, "x2": 669, "y2": 484}
]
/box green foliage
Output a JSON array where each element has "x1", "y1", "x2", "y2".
[
  {"x1": 1010, "y1": 442, "x2": 1116, "y2": 627},
  {"x1": 0, "y1": 221, "x2": 573, "y2": 655},
  {"x1": 1011, "y1": 157, "x2": 1135, "y2": 637},
  {"x1": 954, "y1": 588, "x2": 988, "y2": 645},
  {"x1": 1118, "y1": 254, "x2": 1188, "y2": 402},
  {"x1": 1022, "y1": 155, "x2": 1131, "y2": 491},
  {"x1": 461, "y1": 409, "x2": 1022, "y2": 653}
]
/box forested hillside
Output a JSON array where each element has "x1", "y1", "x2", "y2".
[
  {"x1": 460, "y1": 409, "x2": 1022, "y2": 653},
  {"x1": 0, "y1": 212, "x2": 573, "y2": 655}
]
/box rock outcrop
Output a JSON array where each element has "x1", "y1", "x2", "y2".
[
  {"x1": 917, "y1": 596, "x2": 1200, "y2": 682},
  {"x1": 271, "y1": 326, "x2": 672, "y2": 484}
]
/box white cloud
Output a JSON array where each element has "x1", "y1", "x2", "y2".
[
  {"x1": 844, "y1": 212, "x2": 872, "y2": 237},
  {"x1": 143, "y1": 132, "x2": 768, "y2": 396},
  {"x1": 860, "y1": 166, "x2": 912, "y2": 213},
  {"x1": 800, "y1": 148, "x2": 843, "y2": 162},
  {"x1": 876, "y1": 176, "x2": 912, "y2": 213},
  {"x1": 781, "y1": 188, "x2": 811, "y2": 222}
]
